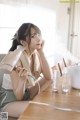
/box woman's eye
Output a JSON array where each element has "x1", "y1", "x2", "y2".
[
  {"x1": 31, "y1": 33, "x2": 40, "y2": 38},
  {"x1": 31, "y1": 35, "x2": 35, "y2": 38},
  {"x1": 31, "y1": 34, "x2": 36, "y2": 38}
]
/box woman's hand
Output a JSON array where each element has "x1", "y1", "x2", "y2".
[
  {"x1": 41, "y1": 40, "x2": 45, "y2": 50},
  {"x1": 10, "y1": 68, "x2": 29, "y2": 100},
  {"x1": 37, "y1": 40, "x2": 45, "y2": 51},
  {"x1": 15, "y1": 66, "x2": 28, "y2": 81}
]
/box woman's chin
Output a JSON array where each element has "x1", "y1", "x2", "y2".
[{"x1": 36, "y1": 46, "x2": 41, "y2": 50}]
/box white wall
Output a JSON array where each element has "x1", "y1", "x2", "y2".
[
  {"x1": 0, "y1": 0, "x2": 79, "y2": 65},
  {"x1": 0, "y1": 0, "x2": 58, "y2": 54},
  {"x1": 56, "y1": 2, "x2": 70, "y2": 46}
]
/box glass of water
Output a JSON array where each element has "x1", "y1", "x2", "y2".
[
  {"x1": 52, "y1": 70, "x2": 60, "y2": 92},
  {"x1": 62, "y1": 73, "x2": 71, "y2": 93}
]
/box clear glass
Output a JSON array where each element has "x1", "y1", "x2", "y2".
[
  {"x1": 62, "y1": 74, "x2": 71, "y2": 93},
  {"x1": 52, "y1": 70, "x2": 60, "y2": 92}
]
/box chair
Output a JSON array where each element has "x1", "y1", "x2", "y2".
[{"x1": 0, "y1": 54, "x2": 18, "y2": 120}]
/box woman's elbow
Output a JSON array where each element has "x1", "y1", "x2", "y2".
[
  {"x1": 47, "y1": 71, "x2": 53, "y2": 82},
  {"x1": 45, "y1": 76, "x2": 53, "y2": 83},
  {"x1": 14, "y1": 92, "x2": 23, "y2": 100},
  {"x1": 16, "y1": 96, "x2": 22, "y2": 100}
]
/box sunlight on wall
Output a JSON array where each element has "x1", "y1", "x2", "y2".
[
  {"x1": 0, "y1": 3, "x2": 79, "y2": 66},
  {"x1": 0, "y1": 4, "x2": 57, "y2": 54}
]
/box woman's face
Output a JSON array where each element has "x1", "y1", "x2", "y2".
[{"x1": 29, "y1": 28, "x2": 42, "y2": 50}]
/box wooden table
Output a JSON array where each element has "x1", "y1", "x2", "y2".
[{"x1": 18, "y1": 78, "x2": 80, "y2": 120}]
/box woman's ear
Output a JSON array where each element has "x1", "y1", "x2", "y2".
[
  {"x1": 20, "y1": 40, "x2": 25, "y2": 46},
  {"x1": 20, "y1": 40, "x2": 28, "y2": 47}
]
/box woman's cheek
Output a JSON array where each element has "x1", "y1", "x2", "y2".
[{"x1": 36, "y1": 44, "x2": 41, "y2": 50}]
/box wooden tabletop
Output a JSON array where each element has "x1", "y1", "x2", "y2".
[
  {"x1": 18, "y1": 103, "x2": 80, "y2": 120},
  {"x1": 18, "y1": 78, "x2": 80, "y2": 120}
]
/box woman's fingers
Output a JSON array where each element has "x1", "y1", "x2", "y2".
[
  {"x1": 41, "y1": 40, "x2": 45, "y2": 49},
  {"x1": 16, "y1": 67, "x2": 28, "y2": 77}
]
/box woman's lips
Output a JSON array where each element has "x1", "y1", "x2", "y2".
[{"x1": 36, "y1": 43, "x2": 41, "y2": 46}]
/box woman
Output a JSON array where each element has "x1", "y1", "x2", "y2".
[{"x1": 0, "y1": 23, "x2": 53, "y2": 117}]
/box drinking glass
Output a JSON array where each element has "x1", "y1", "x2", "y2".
[
  {"x1": 52, "y1": 70, "x2": 60, "y2": 92},
  {"x1": 62, "y1": 74, "x2": 71, "y2": 93}
]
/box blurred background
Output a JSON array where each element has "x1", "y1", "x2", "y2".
[{"x1": 0, "y1": 0, "x2": 80, "y2": 66}]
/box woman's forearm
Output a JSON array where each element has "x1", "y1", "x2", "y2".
[
  {"x1": 38, "y1": 50, "x2": 53, "y2": 80},
  {"x1": 15, "y1": 79, "x2": 26, "y2": 100},
  {"x1": 10, "y1": 71, "x2": 26, "y2": 100}
]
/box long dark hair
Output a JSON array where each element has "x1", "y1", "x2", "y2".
[{"x1": 9, "y1": 23, "x2": 41, "y2": 51}]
